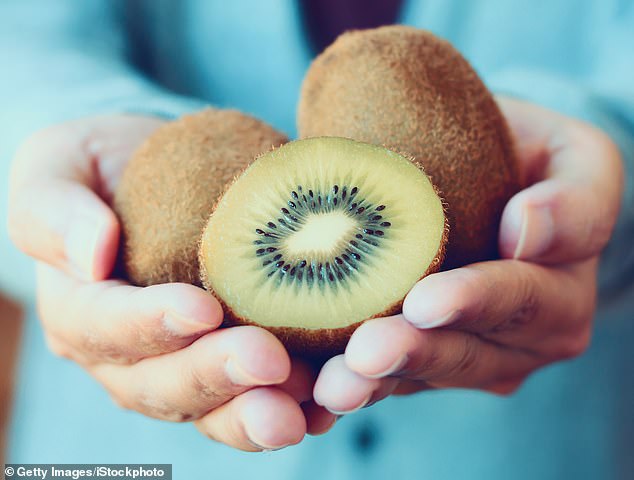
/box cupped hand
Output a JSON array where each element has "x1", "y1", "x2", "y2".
[
  {"x1": 8, "y1": 115, "x2": 336, "y2": 451},
  {"x1": 314, "y1": 97, "x2": 624, "y2": 413}
]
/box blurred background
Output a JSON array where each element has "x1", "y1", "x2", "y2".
[{"x1": 0, "y1": 0, "x2": 632, "y2": 479}]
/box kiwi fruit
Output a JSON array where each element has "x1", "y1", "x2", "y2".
[
  {"x1": 113, "y1": 109, "x2": 288, "y2": 286},
  {"x1": 199, "y1": 136, "x2": 448, "y2": 354},
  {"x1": 298, "y1": 26, "x2": 520, "y2": 267}
]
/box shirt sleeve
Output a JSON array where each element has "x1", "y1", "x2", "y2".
[
  {"x1": 0, "y1": 0, "x2": 207, "y2": 300},
  {"x1": 0, "y1": 0, "x2": 207, "y2": 131},
  {"x1": 485, "y1": 37, "x2": 634, "y2": 296}
]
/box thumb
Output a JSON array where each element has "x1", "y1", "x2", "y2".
[
  {"x1": 8, "y1": 124, "x2": 120, "y2": 281},
  {"x1": 499, "y1": 119, "x2": 623, "y2": 264}
]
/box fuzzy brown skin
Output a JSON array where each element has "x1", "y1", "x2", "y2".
[
  {"x1": 298, "y1": 26, "x2": 520, "y2": 268},
  {"x1": 113, "y1": 109, "x2": 288, "y2": 286},
  {"x1": 200, "y1": 180, "x2": 449, "y2": 357}
]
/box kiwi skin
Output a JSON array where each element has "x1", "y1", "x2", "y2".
[
  {"x1": 199, "y1": 139, "x2": 449, "y2": 356},
  {"x1": 113, "y1": 109, "x2": 288, "y2": 286},
  {"x1": 298, "y1": 25, "x2": 520, "y2": 268}
]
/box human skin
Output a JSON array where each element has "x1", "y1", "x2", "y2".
[
  {"x1": 313, "y1": 97, "x2": 624, "y2": 413},
  {"x1": 7, "y1": 114, "x2": 336, "y2": 452},
  {"x1": 7, "y1": 97, "x2": 623, "y2": 449}
]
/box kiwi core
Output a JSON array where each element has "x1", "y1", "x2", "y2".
[{"x1": 285, "y1": 212, "x2": 357, "y2": 257}]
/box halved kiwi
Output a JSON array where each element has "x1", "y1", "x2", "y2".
[{"x1": 200, "y1": 137, "x2": 448, "y2": 354}]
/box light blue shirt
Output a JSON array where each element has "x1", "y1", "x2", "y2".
[{"x1": 1, "y1": 1, "x2": 632, "y2": 479}]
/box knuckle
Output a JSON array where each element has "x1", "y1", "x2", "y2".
[
  {"x1": 415, "y1": 348, "x2": 443, "y2": 378},
  {"x1": 189, "y1": 361, "x2": 231, "y2": 404},
  {"x1": 107, "y1": 383, "x2": 195, "y2": 422},
  {"x1": 493, "y1": 296, "x2": 539, "y2": 334},
  {"x1": 492, "y1": 271, "x2": 540, "y2": 334},
  {"x1": 130, "y1": 313, "x2": 177, "y2": 357},
  {"x1": 450, "y1": 335, "x2": 480, "y2": 377},
  {"x1": 136, "y1": 393, "x2": 194, "y2": 422},
  {"x1": 78, "y1": 329, "x2": 137, "y2": 365}
]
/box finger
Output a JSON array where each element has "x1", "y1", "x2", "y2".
[
  {"x1": 498, "y1": 98, "x2": 623, "y2": 263},
  {"x1": 279, "y1": 361, "x2": 338, "y2": 435},
  {"x1": 313, "y1": 355, "x2": 381, "y2": 415},
  {"x1": 392, "y1": 379, "x2": 432, "y2": 395},
  {"x1": 401, "y1": 261, "x2": 594, "y2": 351},
  {"x1": 92, "y1": 326, "x2": 291, "y2": 422},
  {"x1": 394, "y1": 376, "x2": 522, "y2": 396},
  {"x1": 495, "y1": 96, "x2": 551, "y2": 186},
  {"x1": 9, "y1": 177, "x2": 120, "y2": 281},
  {"x1": 8, "y1": 117, "x2": 163, "y2": 280},
  {"x1": 302, "y1": 401, "x2": 338, "y2": 436},
  {"x1": 345, "y1": 315, "x2": 536, "y2": 391},
  {"x1": 195, "y1": 387, "x2": 306, "y2": 451},
  {"x1": 37, "y1": 264, "x2": 223, "y2": 363},
  {"x1": 277, "y1": 359, "x2": 317, "y2": 404}
]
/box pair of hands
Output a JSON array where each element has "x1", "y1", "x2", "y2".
[{"x1": 7, "y1": 97, "x2": 623, "y2": 451}]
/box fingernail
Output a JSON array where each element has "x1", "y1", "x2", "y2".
[
  {"x1": 162, "y1": 309, "x2": 214, "y2": 337},
  {"x1": 409, "y1": 309, "x2": 460, "y2": 330},
  {"x1": 247, "y1": 437, "x2": 291, "y2": 452},
  {"x1": 65, "y1": 217, "x2": 104, "y2": 279},
  {"x1": 326, "y1": 393, "x2": 372, "y2": 415},
  {"x1": 260, "y1": 447, "x2": 290, "y2": 453},
  {"x1": 364, "y1": 354, "x2": 408, "y2": 379},
  {"x1": 245, "y1": 425, "x2": 292, "y2": 451},
  {"x1": 513, "y1": 205, "x2": 554, "y2": 259},
  {"x1": 225, "y1": 358, "x2": 274, "y2": 386}
]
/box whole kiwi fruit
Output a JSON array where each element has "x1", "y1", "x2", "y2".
[
  {"x1": 114, "y1": 109, "x2": 288, "y2": 286},
  {"x1": 298, "y1": 26, "x2": 520, "y2": 267}
]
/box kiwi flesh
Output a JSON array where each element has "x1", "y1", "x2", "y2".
[
  {"x1": 298, "y1": 26, "x2": 520, "y2": 268},
  {"x1": 199, "y1": 137, "x2": 448, "y2": 354},
  {"x1": 113, "y1": 109, "x2": 288, "y2": 286}
]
